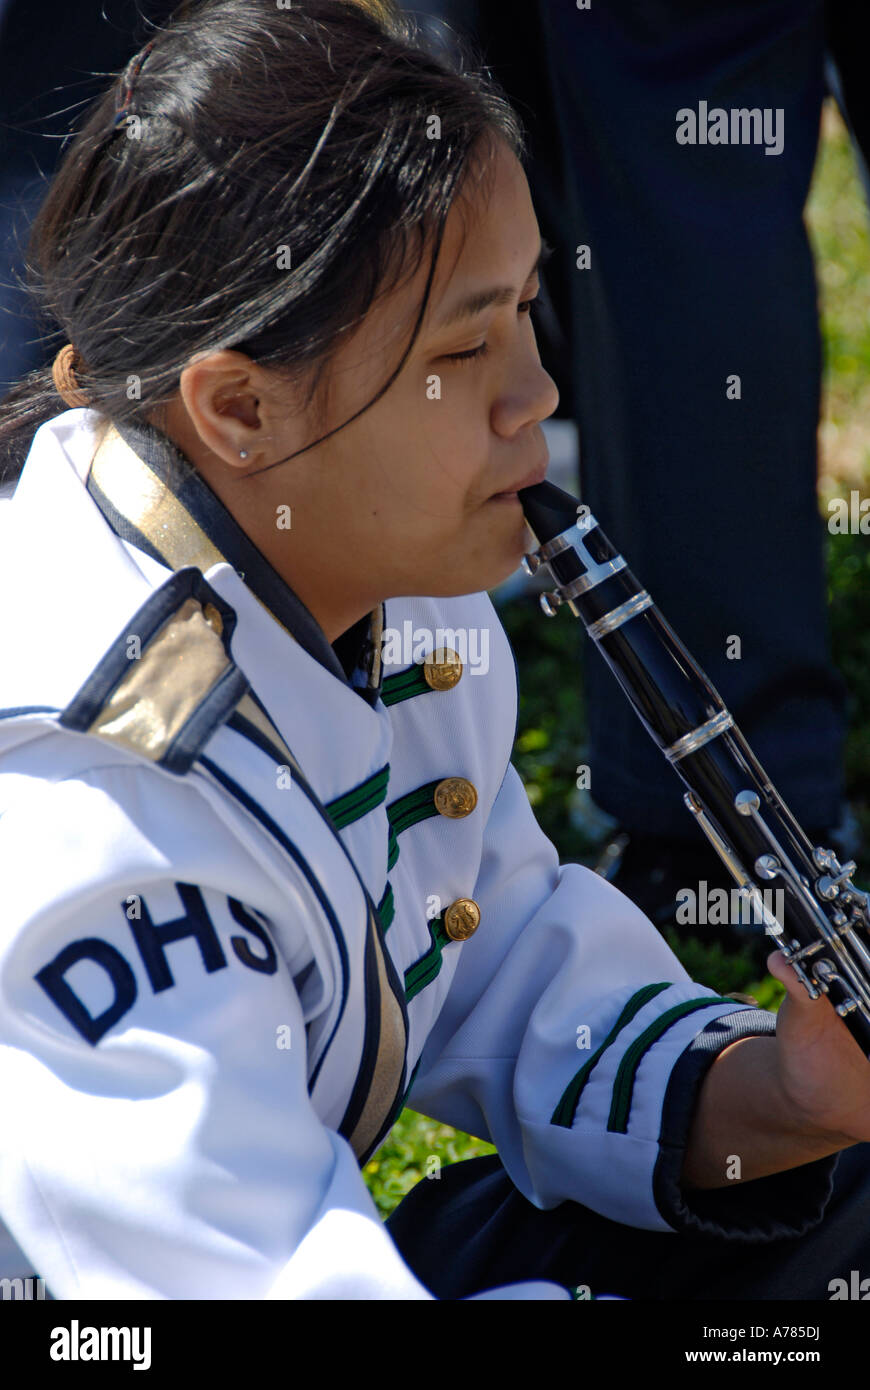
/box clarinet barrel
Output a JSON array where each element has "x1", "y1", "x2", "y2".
[{"x1": 519, "y1": 479, "x2": 870, "y2": 1059}]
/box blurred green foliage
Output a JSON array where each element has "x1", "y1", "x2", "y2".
[
  {"x1": 364, "y1": 103, "x2": 870, "y2": 1221},
  {"x1": 828, "y1": 529, "x2": 870, "y2": 865}
]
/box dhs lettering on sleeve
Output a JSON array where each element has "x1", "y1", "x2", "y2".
[{"x1": 34, "y1": 884, "x2": 278, "y2": 1044}]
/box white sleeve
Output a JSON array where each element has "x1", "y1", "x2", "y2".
[
  {"x1": 405, "y1": 761, "x2": 792, "y2": 1234},
  {"x1": 0, "y1": 762, "x2": 570, "y2": 1299}
]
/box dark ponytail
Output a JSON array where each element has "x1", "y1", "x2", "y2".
[{"x1": 0, "y1": 0, "x2": 524, "y2": 485}]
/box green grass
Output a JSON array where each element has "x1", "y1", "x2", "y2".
[
  {"x1": 364, "y1": 101, "x2": 870, "y2": 1220},
  {"x1": 364, "y1": 1117, "x2": 496, "y2": 1219}
]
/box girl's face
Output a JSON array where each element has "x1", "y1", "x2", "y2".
[{"x1": 165, "y1": 136, "x2": 560, "y2": 642}]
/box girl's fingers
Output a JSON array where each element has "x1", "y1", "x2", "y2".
[
  {"x1": 766, "y1": 949, "x2": 799, "y2": 996},
  {"x1": 766, "y1": 950, "x2": 824, "y2": 1014}
]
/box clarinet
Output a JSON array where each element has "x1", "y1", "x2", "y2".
[{"x1": 519, "y1": 479, "x2": 870, "y2": 1059}]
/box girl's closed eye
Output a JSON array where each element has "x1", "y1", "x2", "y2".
[{"x1": 445, "y1": 294, "x2": 540, "y2": 364}]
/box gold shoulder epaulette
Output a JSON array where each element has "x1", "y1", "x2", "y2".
[{"x1": 59, "y1": 566, "x2": 249, "y2": 775}]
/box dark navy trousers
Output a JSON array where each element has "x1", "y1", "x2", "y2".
[
  {"x1": 466, "y1": 0, "x2": 851, "y2": 840},
  {"x1": 386, "y1": 1143, "x2": 870, "y2": 1300}
]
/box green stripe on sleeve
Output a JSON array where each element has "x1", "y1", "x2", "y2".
[
  {"x1": 606, "y1": 996, "x2": 740, "y2": 1134},
  {"x1": 551, "y1": 983, "x2": 671, "y2": 1128}
]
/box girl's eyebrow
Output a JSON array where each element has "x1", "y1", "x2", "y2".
[{"x1": 433, "y1": 236, "x2": 554, "y2": 331}]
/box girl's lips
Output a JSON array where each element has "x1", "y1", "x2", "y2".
[{"x1": 490, "y1": 459, "x2": 549, "y2": 499}]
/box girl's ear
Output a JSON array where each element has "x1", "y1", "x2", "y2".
[
  {"x1": 175, "y1": 351, "x2": 268, "y2": 465},
  {"x1": 213, "y1": 386, "x2": 260, "y2": 429}
]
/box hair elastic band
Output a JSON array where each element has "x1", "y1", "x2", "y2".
[{"x1": 52, "y1": 343, "x2": 90, "y2": 409}]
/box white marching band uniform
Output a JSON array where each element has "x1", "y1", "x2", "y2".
[{"x1": 0, "y1": 409, "x2": 827, "y2": 1299}]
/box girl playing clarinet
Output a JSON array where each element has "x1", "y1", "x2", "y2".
[{"x1": 0, "y1": 0, "x2": 869, "y2": 1300}]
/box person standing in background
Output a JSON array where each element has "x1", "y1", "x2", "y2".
[{"x1": 422, "y1": 0, "x2": 861, "y2": 955}]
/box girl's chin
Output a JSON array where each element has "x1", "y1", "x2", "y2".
[
  {"x1": 415, "y1": 507, "x2": 531, "y2": 596},
  {"x1": 481, "y1": 512, "x2": 533, "y2": 585}
]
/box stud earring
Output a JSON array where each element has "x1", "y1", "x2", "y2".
[{"x1": 239, "y1": 449, "x2": 249, "y2": 459}]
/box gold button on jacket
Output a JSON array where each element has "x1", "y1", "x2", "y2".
[
  {"x1": 433, "y1": 777, "x2": 478, "y2": 818},
  {"x1": 202, "y1": 602, "x2": 223, "y2": 636},
  {"x1": 443, "y1": 897, "x2": 481, "y2": 941},
  {"x1": 423, "y1": 647, "x2": 463, "y2": 691}
]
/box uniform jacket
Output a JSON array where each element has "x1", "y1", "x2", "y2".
[{"x1": 0, "y1": 409, "x2": 837, "y2": 1299}]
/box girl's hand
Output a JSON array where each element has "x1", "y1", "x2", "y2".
[{"x1": 766, "y1": 949, "x2": 870, "y2": 1147}]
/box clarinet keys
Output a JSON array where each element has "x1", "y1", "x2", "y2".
[
  {"x1": 521, "y1": 552, "x2": 542, "y2": 576},
  {"x1": 521, "y1": 547, "x2": 562, "y2": 614},
  {"x1": 539, "y1": 591, "x2": 563, "y2": 617}
]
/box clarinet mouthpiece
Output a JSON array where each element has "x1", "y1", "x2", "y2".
[{"x1": 518, "y1": 480, "x2": 581, "y2": 545}]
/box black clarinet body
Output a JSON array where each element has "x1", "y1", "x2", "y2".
[{"x1": 519, "y1": 479, "x2": 870, "y2": 1059}]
